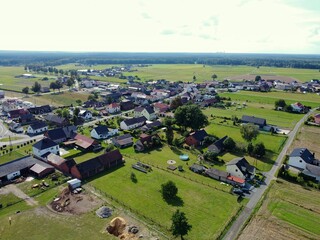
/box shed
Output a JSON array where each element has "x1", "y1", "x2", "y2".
[
  {"x1": 67, "y1": 178, "x2": 82, "y2": 190},
  {"x1": 29, "y1": 162, "x2": 55, "y2": 178}
]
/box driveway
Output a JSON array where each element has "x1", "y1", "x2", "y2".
[
  {"x1": 1, "y1": 184, "x2": 38, "y2": 206},
  {"x1": 223, "y1": 109, "x2": 316, "y2": 240}
]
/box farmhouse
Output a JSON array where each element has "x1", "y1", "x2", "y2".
[
  {"x1": 27, "y1": 121, "x2": 48, "y2": 135},
  {"x1": 241, "y1": 115, "x2": 266, "y2": 128},
  {"x1": 70, "y1": 149, "x2": 124, "y2": 179},
  {"x1": 45, "y1": 126, "x2": 77, "y2": 144},
  {"x1": 120, "y1": 116, "x2": 147, "y2": 130},
  {"x1": 32, "y1": 138, "x2": 60, "y2": 158},
  {"x1": 226, "y1": 157, "x2": 255, "y2": 180},
  {"x1": 112, "y1": 134, "x2": 134, "y2": 148},
  {"x1": 91, "y1": 125, "x2": 118, "y2": 140},
  {"x1": 185, "y1": 129, "x2": 208, "y2": 147},
  {"x1": 290, "y1": 102, "x2": 304, "y2": 113},
  {"x1": 8, "y1": 109, "x2": 30, "y2": 120},
  {"x1": 0, "y1": 156, "x2": 54, "y2": 184},
  {"x1": 107, "y1": 102, "x2": 121, "y2": 114}
]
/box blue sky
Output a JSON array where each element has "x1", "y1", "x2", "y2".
[{"x1": 1, "y1": 0, "x2": 320, "y2": 53}]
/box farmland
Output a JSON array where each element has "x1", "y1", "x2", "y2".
[{"x1": 238, "y1": 180, "x2": 320, "y2": 240}]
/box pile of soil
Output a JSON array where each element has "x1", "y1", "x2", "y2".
[
  {"x1": 107, "y1": 217, "x2": 139, "y2": 240},
  {"x1": 50, "y1": 188, "x2": 102, "y2": 215}
]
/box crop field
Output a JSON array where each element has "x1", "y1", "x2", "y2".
[
  {"x1": 220, "y1": 91, "x2": 320, "y2": 109},
  {"x1": 238, "y1": 180, "x2": 320, "y2": 240},
  {"x1": 90, "y1": 156, "x2": 243, "y2": 240}
]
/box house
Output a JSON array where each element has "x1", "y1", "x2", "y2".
[
  {"x1": 241, "y1": 115, "x2": 266, "y2": 128},
  {"x1": 133, "y1": 133, "x2": 159, "y2": 152},
  {"x1": 120, "y1": 99, "x2": 135, "y2": 111},
  {"x1": 107, "y1": 103, "x2": 121, "y2": 114},
  {"x1": 185, "y1": 129, "x2": 208, "y2": 147},
  {"x1": 19, "y1": 113, "x2": 34, "y2": 125},
  {"x1": 78, "y1": 110, "x2": 92, "y2": 121},
  {"x1": 134, "y1": 106, "x2": 156, "y2": 121},
  {"x1": 8, "y1": 109, "x2": 30, "y2": 120},
  {"x1": 291, "y1": 102, "x2": 304, "y2": 113},
  {"x1": 28, "y1": 105, "x2": 52, "y2": 115},
  {"x1": 112, "y1": 134, "x2": 133, "y2": 148},
  {"x1": 314, "y1": 114, "x2": 320, "y2": 124},
  {"x1": 27, "y1": 121, "x2": 48, "y2": 135},
  {"x1": 226, "y1": 175, "x2": 246, "y2": 187},
  {"x1": 120, "y1": 116, "x2": 147, "y2": 130},
  {"x1": 70, "y1": 149, "x2": 124, "y2": 179},
  {"x1": 32, "y1": 138, "x2": 60, "y2": 158},
  {"x1": 45, "y1": 126, "x2": 77, "y2": 144},
  {"x1": 72, "y1": 134, "x2": 101, "y2": 151},
  {"x1": 302, "y1": 164, "x2": 320, "y2": 182},
  {"x1": 189, "y1": 164, "x2": 207, "y2": 174},
  {"x1": 0, "y1": 156, "x2": 54, "y2": 183},
  {"x1": 9, "y1": 122, "x2": 24, "y2": 133},
  {"x1": 288, "y1": 148, "x2": 317, "y2": 170},
  {"x1": 45, "y1": 114, "x2": 69, "y2": 127},
  {"x1": 153, "y1": 102, "x2": 170, "y2": 114},
  {"x1": 40, "y1": 87, "x2": 50, "y2": 93},
  {"x1": 207, "y1": 136, "x2": 228, "y2": 154},
  {"x1": 226, "y1": 157, "x2": 256, "y2": 180},
  {"x1": 141, "y1": 120, "x2": 162, "y2": 132},
  {"x1": 91, "y1": 125, "x2": 118, "y2": 140}
]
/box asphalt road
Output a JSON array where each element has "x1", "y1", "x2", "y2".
[{"x1": 223, "y1": 109, "x2": 316, "y2": 240}]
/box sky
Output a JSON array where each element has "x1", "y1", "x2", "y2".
[{"x1": 1, "y1": 0, "x2": 320, "y2": 54}]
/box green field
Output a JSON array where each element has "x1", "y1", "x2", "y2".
[
  {"x1": 90, "y1": 156, "x2": 242, "y2": 240},
  {"x1": 239, "y1": 180, "x2": 320, "y2": 239}
]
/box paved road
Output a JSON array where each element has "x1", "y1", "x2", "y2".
[
  {"x1": 0, "y1": 184, "x2": 38, "y2": 206},
  {"x1": 223, "y1": 109, "x2": 316, "y2": 240},
  {"x1": 82, "y1": 109, "x2": 134, "y2": 127}
]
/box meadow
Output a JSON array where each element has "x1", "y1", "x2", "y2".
[
  {"x1": 90, "y1": 156, "x2": 243, "y2": 240},
  {"x1": 238, "y1": 180, "x2": 320, "y2": 240}
]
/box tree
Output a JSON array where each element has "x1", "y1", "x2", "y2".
[
  {"x1": 31, "y1": 81, "x2": 41, "y2": 94},
  {"x1": 170, "y1": 210, "x2": 192, "y2": 240},
  {"x1": 255, "y1": 75, "x2": 261, "y2": 82},
  {"x1": 211, "y1": 74, "x2": 217, "y2": 81},
  {"x1": 22, "y1": 86, "x2": 29, "y2": 96},
  {"x1": 66, "y1": 77, "x2": 75, "y2": 90},
  {"x1": 55, "y1": 80, "x2": 63, "y2": 92},
  {"x1": 166, "y1": 126, "x2": 174, "y2": 145},
  {"x1": 203, "y1": 151, "x2": 218, "y2": 162},
  {"x1": 75, "y1": 99, "x2": 82, "y2": 106},
  {"x1": 174, "y1": 104, "x2": 208, "y2": 131},
  {"x1": 247, "y1": 142, "x2": 254, "y2": 155},
  {"x1": 223, "y1": 137, "x2": 236, "y2": 151},
  {"x1": 253, "y1": 142, "x2": 266, "y2": 158},
  {"x1": 61, "y1": 108, "x2": 70, "y2": 119},
  {"x1": 170, "y1": 96, "x2": 183, "y2": 110},
  {"x1": 73, "y1": 107, "x2": 80, "y2": 117},
  {"x1": 275, "y1": 99, "x2": 286, "y2": 109},
  {"x1": 50, "y1": 82, "x2": 57, "y2": 92},
  {"x1": 193, "y1": 75, "x2": 196, "y2": 81},
  {"x1": 87, "y1": 94, "x2": 96, "y2": 101},
  {"x1": 240, "y1": 124, "x2": 259, "y2": 142},
  {"x1": 161, "y1": 181, "x2": 178, "y2": 200}
]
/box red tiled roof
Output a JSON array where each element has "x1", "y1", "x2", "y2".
[{"x1": 227, "y1": 175, "x2": 245, "y2": 184}]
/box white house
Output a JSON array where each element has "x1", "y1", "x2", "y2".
[
  {"x1": 288, "y1": 148, "x2": 315, "y2": 170},
  {"x1": 32, "y1": 138, "x2": 60, "y2": 158},
  {"x1": 226, "y1": 157, "x2": 255, "y2": 180},
  {"x1": 78, "y1": 110, "x2": 93, "y2": 120},
  {"x1": 9, "y1": 122, "x2": 24, "y2": 133},
  {"x1": 290, "y1": 102, "x2": 304, "y2": 113},
  {"x1": 27, "y1": 121, "x2": 48, "y2": 135},
  {"x1": 90, "y1": 125, "x2": 118, "y2": 139},
  {"x1": 134, "y1": 106, "x2": 156, "y2": 121},
  {"x1": 107, "y1": 103, "x2": 121, "y2": 114},
  {"x1": 120, "y1": 116, "x2": 146, "y2": 130}
]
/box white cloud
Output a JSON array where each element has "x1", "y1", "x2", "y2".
[{"x1": 0, "y1": 0, "x2": 319, "y2": 53}]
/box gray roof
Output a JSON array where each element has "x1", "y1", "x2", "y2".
[
  {"x1": 241, "y1": 115, "x2": 266, "y2": 126},
  {"x1": 205, "y1": 168, "x2": 229, "y2": 179},
  {"x1": 33, "y1": 138, "x2": 58, "y2": 150},
  {"x1": 289, "y1": 148, "x2": 314, "y2": 164},
  {"x1": 123, "y1": 116, "x2": 146, "y2": 126},
  {"x1": 0, "y1": 156, "x2": 36, "y2": 178},
  {"x1": 226, "y1": 157, "x2": 255, "y2": 175},
  {"x1": 29, "y1": 121, "x2": 47, "y2": 130},
  {"x1": 208, "y1": 135, "x2": 228, "y2": 153},
  {"x1": 145, "y1": 106, "x2": 155, "y2": 114},
  {"x1": 303, "y1": 164, "x2": 320, "y2": 177},
  {"x1": 94, "y1": 125, "x2": 109, "y2": 135}
]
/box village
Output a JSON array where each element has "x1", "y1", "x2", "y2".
[{"x1": 0, "y1": 65, "x2": 320, "y2": 240}]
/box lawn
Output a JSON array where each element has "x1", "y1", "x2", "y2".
[
  {"x1": 239, "y1": 180, "x2": 320, "y2": 240},
  {"x1": 0, "y1": 144, "x2": 33, "y2": 165},
  {"x1": 90, "y1": 156, "x2": 243, "y2": 240},
  {"x1": 0, "y1": 193, "x2": 22, "y2": 208}
]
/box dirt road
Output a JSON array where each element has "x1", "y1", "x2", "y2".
[{"x1": 1, "y1": 184, "x2": 38, "y2": 206}]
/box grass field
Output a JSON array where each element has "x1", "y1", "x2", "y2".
[
  {"x1": 0, "y1": 143, "x2": 33, "y2": 165},
  {"x1": 90, "y1": 156, "x2": 243, "y2": 240},
  {"x1": 238, "y1": 180, "x2": 320, "y2": 240}
]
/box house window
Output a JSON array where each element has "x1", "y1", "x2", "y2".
[
  {"x1": 235, "y1": 169, "x2": 238, "y2": 172},
  {"x1": 299, "y1": 160, "x2": 302, "y2": 163}
]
